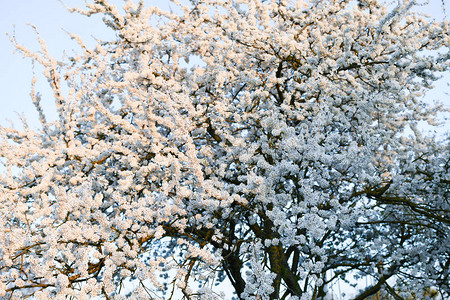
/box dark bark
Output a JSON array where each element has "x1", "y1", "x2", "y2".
[{"x1": 222, "y1": 248, "x2": 246, "y2": 299}]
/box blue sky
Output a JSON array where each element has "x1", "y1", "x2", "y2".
[
  {"x1": 0, "y1": 0, "x2": 180, "y2": 128},
  {"x1": 0, "y1": 0, "x2": 109, "y2": 127}
]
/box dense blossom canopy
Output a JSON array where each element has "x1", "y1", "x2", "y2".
[{"x1": 1, "y1": 0, "x2": 449, "y2": 299}]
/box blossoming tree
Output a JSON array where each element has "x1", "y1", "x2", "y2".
[{"x1": 1, "y1": 0, "x2": 449, "y2": 299}]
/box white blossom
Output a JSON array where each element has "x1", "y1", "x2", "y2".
[{"x1": 0, "y1": 0, "x2": 449, "y2": 299}]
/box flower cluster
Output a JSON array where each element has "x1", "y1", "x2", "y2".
[{"x1": 1, "y1": 0, "x2": 449, "y2": 299}]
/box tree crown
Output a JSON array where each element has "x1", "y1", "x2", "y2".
[{"x1": 1, "y1": 0, "x2": 449, "y2": 299}]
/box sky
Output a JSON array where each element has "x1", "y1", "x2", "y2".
[
  {"x1": 0, "y1": 0, "x2": 107, "y2": 127},
  {"x1": 0, "y1": 0, "x2": 181, "y2": 128},
  {"x1": 0, "y1": 0, "x2": 448, "y2": 298}
]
